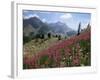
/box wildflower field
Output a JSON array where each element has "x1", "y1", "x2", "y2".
[{"x1": 23, "y1": 31, "x2": 91, "y2": 69}]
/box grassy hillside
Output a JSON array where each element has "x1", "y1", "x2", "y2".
[
  {"x1": 23, "y1": 30, "x2": 91, "y2": 69},
  {"x1": 23, "y1": 37, "x2": 60, "y2": 55}
]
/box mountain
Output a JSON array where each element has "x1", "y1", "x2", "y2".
[
  {"x1": 23, "y1": 17, "x2": 76, "y2": 38},
  {"x1": 66, "y1": 30, "x2": 77, "y2": 36},
  {"x1": 23, "y1": 17, "x2": 50, "y2": 37},
  {"x1": 49, "y1": 21, "x2": 73, "y2": 35},
  {"x1": 23, "y1": 24, "x2": 35, "y2": 36},
  {"x1": 23, "y1": 17, "x2": 43, "y2": 29}
]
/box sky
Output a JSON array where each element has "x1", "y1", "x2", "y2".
[{"x1": 23, "y1": 10, "x2": 91, "y2": 31}]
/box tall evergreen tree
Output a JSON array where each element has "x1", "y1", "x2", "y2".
[
  {"x1": 77, "y1": 22, "x2": 81, "y2": 36},
  {"x1": 48, "y1": 32, "x2": 51, "y2": 38}
]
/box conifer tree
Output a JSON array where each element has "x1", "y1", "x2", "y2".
[{"x1": 77, "y1": 22, "x2": 81, "y2": 36}]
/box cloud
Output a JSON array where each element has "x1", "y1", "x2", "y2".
[
  {"x1": 23, "y1": 14, "x2": 40, "y2": 19},
  {"x1": 23, "y1": 10, "x2": 29, "y2": 13},
  {"x1": 42, "y1": 18, "x2": 46, "y2": 22},
  {"x1": 39, "y1": 12, "x2": 51, "y2": 14},
  {"x1": 60, "y1": 13, "x2": 72, "y2": 20}
]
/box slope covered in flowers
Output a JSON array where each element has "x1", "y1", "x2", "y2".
[{"x1": 23, "y1": 31, "x2": 91, "y2": 69}]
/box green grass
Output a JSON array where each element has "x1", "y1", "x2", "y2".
[{"x1": 23, "y1": 37, "x2": 60, "y2": 55}]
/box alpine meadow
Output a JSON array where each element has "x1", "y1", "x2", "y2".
[{"x1": 23, "y1": 10, "x2": 91, "y2": 69}]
